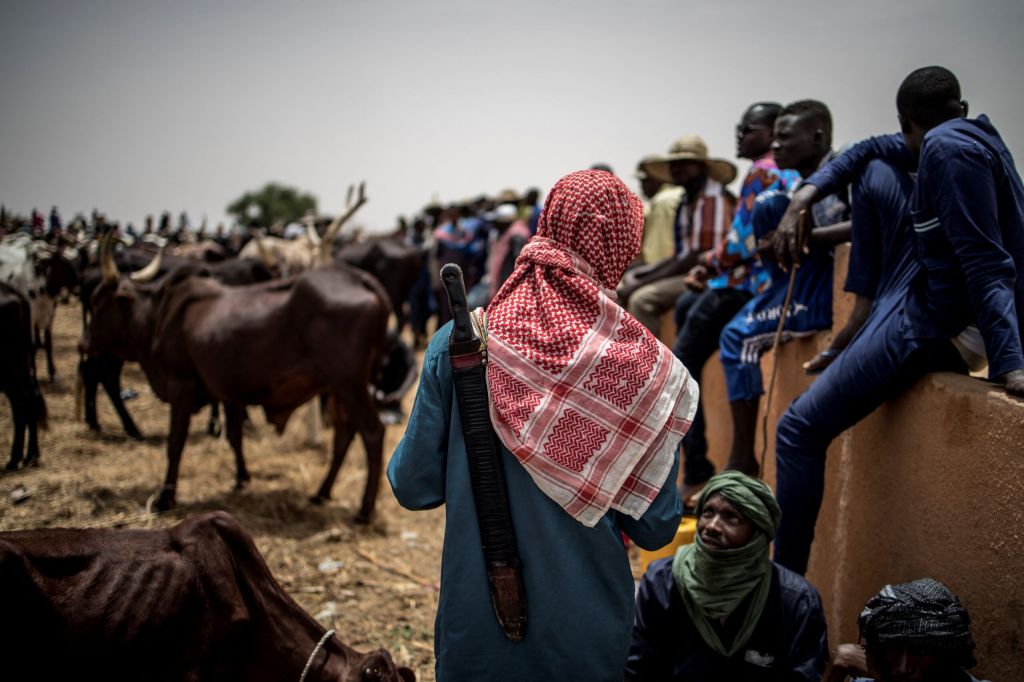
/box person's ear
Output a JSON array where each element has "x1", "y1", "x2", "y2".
[
  {"x1": 960, "y1": 99, "x2": 969, "y2": 117},
  {"x1": 813, "y1": 128, "x2": 826, "y2": 150}
]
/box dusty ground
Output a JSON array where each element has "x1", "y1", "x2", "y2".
[
  {"x1": 1, "y1": 301, "x2": 651, "y2": 680},
  {"x1": 0, "y1": 302, "x2": 443, "y2": 679}
]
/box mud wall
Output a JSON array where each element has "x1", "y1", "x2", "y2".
[{"x1": 661, "y1": 244, "x2": 1024, "y2": 680}]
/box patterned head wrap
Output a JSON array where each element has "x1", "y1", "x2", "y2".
[
  {"x1": 485, "y1": 170, "x2": 698, "y2": 526},
  {"x1": 859, "y1": 578, "x2": 976, "y2": 668}
]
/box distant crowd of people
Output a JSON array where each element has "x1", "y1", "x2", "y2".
[{"x1": 0, "y1": 206, "x2": 248, "y2": 251}]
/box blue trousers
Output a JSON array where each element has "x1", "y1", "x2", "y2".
[
  {"x1": 718, "y1": 252, "x2": 833, "y2": 403},
  {"x1": 773, "y1": 308, "x2": 966, "y2": 574}
]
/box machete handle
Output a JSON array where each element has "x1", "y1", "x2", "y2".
[{"x1": 441, "y1": 263, "x2": 475, "y2": 345}]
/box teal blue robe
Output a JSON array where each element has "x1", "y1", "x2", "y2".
[{"x1": 388, "y1": 322, "x2": 684, "y2": 681}]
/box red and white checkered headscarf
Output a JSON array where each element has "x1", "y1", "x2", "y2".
[{"x1": 486, "y1": 170, "x2": 699, "y2": 527}]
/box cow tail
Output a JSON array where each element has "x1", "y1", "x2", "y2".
[
  {"x1": 363, "y1": 272, "x2": 392, "y2": 389},
  {"x1": 33, "y1": 383, "x2": 48, "y2": 431}
]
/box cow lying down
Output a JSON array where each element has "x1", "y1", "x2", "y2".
[{"x1": 0, "y1": 512, "x2": 415, "y2": 682}]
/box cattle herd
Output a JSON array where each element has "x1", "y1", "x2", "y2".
[{"x1": 0, "y1": 188, "x2": 424, "y2": 680}]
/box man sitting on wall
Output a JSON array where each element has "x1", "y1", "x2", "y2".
[
  {"x1": 771, "y1": 66, "x2": 1024, "y2": 576},
  {"x1": 715, "y1": 100, "x2": 852, "y2": 478},
  {"x1": 618, "y1": 135, "x2": 737, "y2": 335},
  {"x1": 626, "y1": 471, "x2": 828, "y2": 681}
]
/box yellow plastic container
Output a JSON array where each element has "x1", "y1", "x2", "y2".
[{"x1": 638, "y1": 517, "x2": 698, "y2": 574}]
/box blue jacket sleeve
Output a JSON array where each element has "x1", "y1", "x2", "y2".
[
  {"x1": 844, "y1": 162, "x2": 886, "y2": 298},
  {"x1": 386, "y1": 343, "x2": 451, "y2": 510},
  {"x1": 784, "y1": 577, "x2": 830, "y2": 682},
  {"x1": 625, "y1": 558, "x2": 676, "y2": 681},
  {"x1": 616, "y1": 453, "x2": 683, "y2": 550},
  {"x1": 806, "y1": 134, "x2": 913, "y2": 197},
  {"x1": 925, "y1": 140, "x2": 1024, "y2": 377}
]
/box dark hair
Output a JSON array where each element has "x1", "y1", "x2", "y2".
[
  {"x1": 896, "y1": 66, "x2": 962, "y2": 128},
  {"x1": 746, "y1": 102, "x2": 783, "y2": 124},
  {"x1": 779, "y1": 99, "x2": 833, "y2": 136}
]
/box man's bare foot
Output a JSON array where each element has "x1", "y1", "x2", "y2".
[{"x1": 680, "y1": 481, "x2": 708, "y2": 510}]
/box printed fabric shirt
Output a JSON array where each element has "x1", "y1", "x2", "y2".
[
  {"x1": 806, "y1": 117, "x2": 1024, "y2": 378},
  {"x1": 673, "y1": 180, "x2": 737, "y2": 260},
  {"x1": 706, "y1": 155, "x2": 801, "y2": 294}
]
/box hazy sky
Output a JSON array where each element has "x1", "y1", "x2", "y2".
[{"x1": 2, "y1": 0, "x2": 1023, "y2": 232}]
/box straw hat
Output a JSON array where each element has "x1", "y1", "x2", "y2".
[
  {"x1": 644, "y1": 134, "x2": 737, "y2": 185},
  {"x1": 494, "y1": 188, "x2": 521, "y2": 204},
  {"x1": 633, "y1": 154, "x2": 663, "y2": 180}
]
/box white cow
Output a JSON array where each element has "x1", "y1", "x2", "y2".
[{"x1": 0, "y1": 234, "x2": 61, "y2": 380}]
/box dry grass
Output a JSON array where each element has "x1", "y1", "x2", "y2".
[{"x1": 0, "y1": 302, "x2": 443, "y2": 680}]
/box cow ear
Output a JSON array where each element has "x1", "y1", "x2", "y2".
[
  {"x1": 398, "y1": 667, "x2": 416, "y2": 682},
  {"x1": 115, "y1": 279, "x2": 137, "y2": 301}
]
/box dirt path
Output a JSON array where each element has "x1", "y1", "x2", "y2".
[
  {"x1": 1, "y1": 299, "x2": 655, "y2": 680},
  {"x1": 0, "y1": 302, "x2": 443, "y2": 679}
]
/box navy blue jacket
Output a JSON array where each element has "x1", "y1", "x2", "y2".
[
  {"x1": 806, "y1": 117, "x2": 1024, "y2": 378},
  {"x1": 626, "y1": 558, "x2": 828, "y2": 681}
]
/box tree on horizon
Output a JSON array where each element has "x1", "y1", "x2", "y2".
[{"x1": 226, "y1": 182, "x2": 317, "y2": 228}]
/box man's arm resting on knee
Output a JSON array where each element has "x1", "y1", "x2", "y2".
[
  {"x1": 620, "y1": 252, "x2": 701, "y2": 300},
  {"x1": 775, "y1": 134, "x2": 909, "y2": 267}
]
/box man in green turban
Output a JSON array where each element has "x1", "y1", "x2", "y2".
[{"x1": 626, "y1": 471, "x2": 829, "y2": 680}]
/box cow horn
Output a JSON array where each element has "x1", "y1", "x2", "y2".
[
  {"x1": 321, "y1": 181, "x2": 368, "y2": 262},
  {"x1": 100, "y1": 233, "x2": 120, "y2": 284},
  {"x1": 305, "y1": 219, "x2": 321, "y2": 246},
  {"x1": 250, "y1": 230, "x2": 275, "y2": 269},
  {"x1": 130, "y1": 246, "x2": 164, "y2": 282}
]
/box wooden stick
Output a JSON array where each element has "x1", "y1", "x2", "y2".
[
  {"x1": 759, "y1": 209, "x2": 808, "y2": 478},
  {"x1": 354, "y1": 548, "x2": 439, "y2": 591}
]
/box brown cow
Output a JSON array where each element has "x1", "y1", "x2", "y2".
[
  {"x1": 85, "y1": 236, "x2": 391, "y2": 520},
  {"x1": 0, "y1": 511, "x2": 415, "y2": 681},
  {"x1": 77, "y1": 245, "x2": 274, "y2": 439}
]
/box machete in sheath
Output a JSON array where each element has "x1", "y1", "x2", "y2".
[{"x1": 440, "y1": 263, "x2": 527, "y2": 642}]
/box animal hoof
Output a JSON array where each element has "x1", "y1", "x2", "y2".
[
  {"x1": 309, "y1": 495, "x2": 327, "y2": 506},
  {"x1": 4, "y1": 461, "x2": 19, "y2": 472},
  {"x1": 232, "y1": 479, "x2": 249, "y2": 492},
  {"x1": 354, "y1": 511, "x2": 371, "y2": 525},
  {"x1": 154, "y1": 491, "x2": 176, "y2": 512},
  {"x1": 207, "y1": 422, "x2": 222, "y2": 438},
  {"x1": 127, "y1": 430, "x2": 144, "y2": 442}
]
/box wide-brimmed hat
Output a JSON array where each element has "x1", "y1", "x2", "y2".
[
  {"x1": 633, "y1": 154, "x2": 663, "y2": 180},
  {"x1": 494, "y1": 188, "x2": 521, "y2": 204},
  {"x1": 644, "y1": 134, "x2": 737, "y2": 185}
]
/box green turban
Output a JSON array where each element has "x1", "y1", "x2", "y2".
[
  {"x1": 672, "y1": 471, "x2": 781, "y2": 657},
  {"x1": 695, "y1": 470, "x2": 781, "y2": 537}
]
